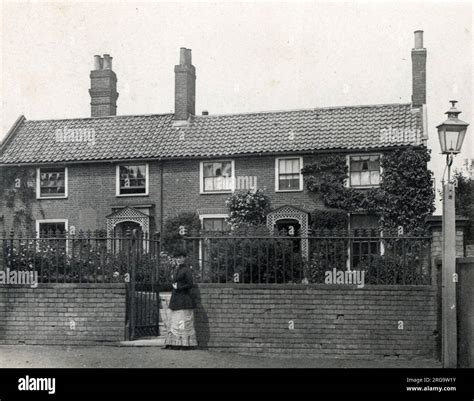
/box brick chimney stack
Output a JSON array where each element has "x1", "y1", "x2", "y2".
[
  {"x1": 89, "y1": 54, "x2": 119, "y2": 117},
  {"x1": 174, "y1": 48, "x2": 196, "y2": 120},
  {"x1": 411, "y1": 30, "x2": 427, "y2": 108}
]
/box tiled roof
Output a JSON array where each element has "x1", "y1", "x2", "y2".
[
  {"x1": 0, "y1": 103, "x2": 423, "y2": 164},
  {"x1": 0, "y1": 114, "x2": 172, "y2": 164}
]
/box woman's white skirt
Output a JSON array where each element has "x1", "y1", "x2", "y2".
[{"x1": 165, "y1": 309, "x2": 198, "y2": 347}]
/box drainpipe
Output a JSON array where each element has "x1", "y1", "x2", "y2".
[{"x1": 160, "y1": 160, "x2": 164, "y2": 236}]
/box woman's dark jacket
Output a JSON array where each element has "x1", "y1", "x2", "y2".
[{"x1": 169, "y1": 265, "x2": 195, "y2": 311}]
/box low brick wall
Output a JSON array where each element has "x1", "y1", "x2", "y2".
[
  {"x1": 0, "y1": 284, "x2": 126, "y2": 345},
  {"x1": 194, "y1": 284, "x2": 438, "y2": 360}
]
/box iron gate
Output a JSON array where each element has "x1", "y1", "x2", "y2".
[{"x1": 126, "y1": 231, "x2": 161, "y2": 340}]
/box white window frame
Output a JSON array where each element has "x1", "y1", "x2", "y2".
[
  {"x1": 36, "y1": 167, "x2": 68, "y2": 199},
  {"x1": 116, "y1": 163, "x2": 149, "y2": 197},
  {"x1": 275, "y1": 156, "x2": 304, "y2": 192},
  {"x1": 35, "y1": 219, "x2": 69, "y2": 235},
  {"x1": 347, "y1": 212, "x2": 384, "y2": 269},
  {"x1": 35, "y1": 219, "x2": 69, "y2": 252},
  {"x1": 199, "y1": 160, "x2": 235, "y2": 194},
  {"x1": 347, "y1": 153, "x2": 382, "y2": 189},
  {"x1": 198, "y1": 214, "x2": 230, "y2": 269},
  {"x1": 199, "y1": 214, "x2": 230, "y2": 229}
]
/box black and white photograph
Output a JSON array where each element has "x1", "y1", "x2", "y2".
[{"x1": 0, "y1": 0, "x2": 473, "y2": 399}]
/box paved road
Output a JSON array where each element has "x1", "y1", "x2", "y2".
[{"x1": 0, "y1": 345, "x2": 440, "y2": 368}]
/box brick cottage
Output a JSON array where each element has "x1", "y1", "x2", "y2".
[
  {"x1": 0, "y1": 32, "x2": 427, "y2": 248},
  {"x1": 1, "y1": 31, "x2": 457, "y2": 361}
]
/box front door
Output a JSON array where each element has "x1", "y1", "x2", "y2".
[
  {"x1": 275, "y1": 219, "x2": 301, "y2": 253},
  {"x1": 114, "y1": 221, "x2": 142, "y2": 253},
  {"x1": 275, "y1": 219, "x2": 301, "y2": 237}
]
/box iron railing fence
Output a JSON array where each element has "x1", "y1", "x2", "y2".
[
  {"x1": 181, "y1": 230, "x2": 432, "y2": 285},
  {"x1": 0, "y1": 230, "x2": 163, "y2": 285},
  {"x1": 1, "y1": 229, "x2": 432, "y2": 286}
]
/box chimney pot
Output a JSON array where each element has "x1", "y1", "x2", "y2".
[
  {"x1": 185, "y1": 48, "x2": 192, "y2": 65},
  {"x1": 414, "y1": 30, "x2": 424, "y2": 49},
  {"x1": 93, "y1": 55, "x2": 103, "y2": 70},
  {"x1": 202, "y1": 110, "x2": 209, "y2": 116},
  {"x1": 179, "y1": 48, "x2": 187, "y2": 65},
  {"x1": 103, "y1": 54, "x2": 113, "y2": 70}
]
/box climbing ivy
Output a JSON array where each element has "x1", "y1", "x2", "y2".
[
  {"x1": 301, "y1": 147, "x2": 435, "y2": 234},
  {"x1": 0, "y1": 167, "x2": 43, "y2": 232},
  {"x1": 309, "y1": 209, "x2": 349, "y2": 231},
  {"x1": 377, "y1": 147, "x2": 435, "y2": 234},
  {"x1": 301, "y1": 154, "x2": 381, "y2": 212}
]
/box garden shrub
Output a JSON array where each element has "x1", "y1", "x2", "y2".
[
  {"x1": 161, "y1": 212, "x2": 201, "y2": 257},
  {"x1": 226, "y1": 189, "x2": 271, "y2": 229}
]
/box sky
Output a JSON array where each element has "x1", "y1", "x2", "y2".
[{"x1": 1, "y1": 0, "x2": 473, "y2": 213}]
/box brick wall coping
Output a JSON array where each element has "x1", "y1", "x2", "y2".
[
  {"x1": 426, "y1": 215, "x2": 469, "y2": 229},
  {"x1": 196, "y1": 283, "x2": 435, "y2": 291},
  {"x1": 0, "y1": 283, "x2": 126, "y2": 289},
  {"x1": 457, "y1": 257, "x2": 474, "y2": 265},
  {"x1": 0, "y1": 283, "x2": 438, "y2": 290}
]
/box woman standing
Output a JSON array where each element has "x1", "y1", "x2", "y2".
[{"x1": 164, "y1": 251, "x2": 197, "y2": 350}]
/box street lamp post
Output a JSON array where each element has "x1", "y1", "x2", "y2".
[{"x1": 436, "y1": 100, "x2": 469, "y2": 368}]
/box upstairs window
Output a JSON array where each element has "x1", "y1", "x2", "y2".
[
  {"x1": 200, "y1": 160, "x2": 234, "y2": 193},
  {"x1": 349, "y1": 155, "x2": 381, "y2": 187},
  {"x1": 37, "y1": 167, "x2": 68, "y2": 199},
  {"x1": 276, "y1": 157, "x2": 303, "y2": 191},
  {"x1": 117, "y1": 164, "x2": 149, "y2": 196}
]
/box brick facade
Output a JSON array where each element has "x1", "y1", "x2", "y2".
[
  {"x1": 194, "y1": 283, "x2": 438, "y2": 359},
  {"x1": 161, "y1": 155, "x2": 326, "y2": 223},
  {"x1": 0, "y1": 284, "x2": 126, "y2": 345},
  {"x1": 0, "y1": 162, "x2": 162, "y2": 233},
  {"x1": 0, "y1": 154, "x2": 333, "y2": 234}
]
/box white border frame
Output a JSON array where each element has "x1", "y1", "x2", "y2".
[
  {"x1": 346, "y1": 153, "x2": 383, "y2": 189},
  {"x1": 199, "y1": 160, "x2": 235, "y2": 194},
  {"x1": 36, "y1": 167, "x2": 68, "y2": 199},
  {"x1": 275, "y1": 156, "x2": 304, "y2": 192},
  {"x1": 116, "y1": 163, "x2": 149, "y2": 197}
]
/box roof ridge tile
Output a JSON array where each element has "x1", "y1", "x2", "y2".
[{"x1": 0, "y1": 103, "x2": 423, "y2": 164}]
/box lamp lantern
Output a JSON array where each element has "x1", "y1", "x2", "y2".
[{"x1": 437, "y1": 100, "x2": 469, "y2": 154}]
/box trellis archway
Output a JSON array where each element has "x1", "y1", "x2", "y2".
[
  {"x1": 266, "y1": 205, "x2": 309, "y2": 259},
  {"x1": 106, "y1": 206, "x2": 150, "y2": 250}
]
